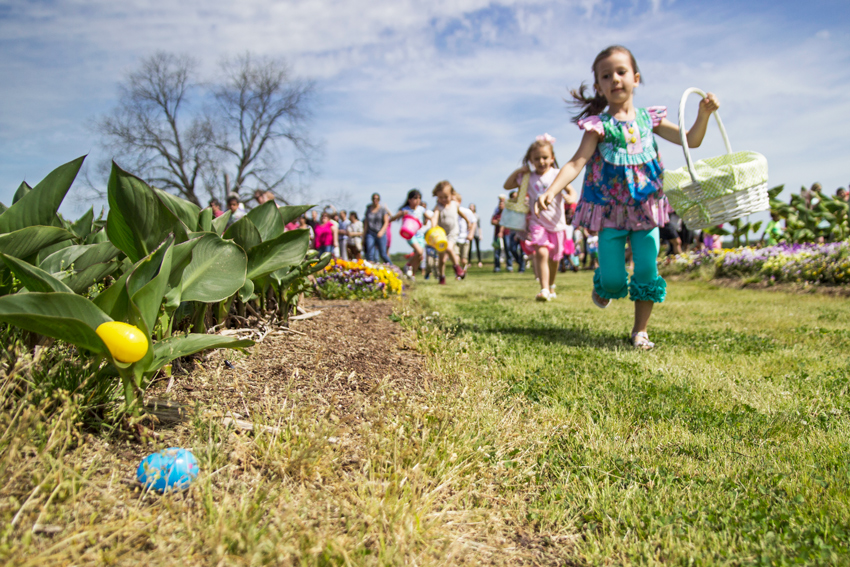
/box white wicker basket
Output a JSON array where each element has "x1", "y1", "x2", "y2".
[{"x1": 663, "y1": 88, "x2": 769, "y2": 230}]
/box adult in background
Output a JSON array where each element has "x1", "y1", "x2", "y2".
[
  {"x1": 836, "y1": 187, "x2": 849, "y2": 203},
  {"x1": 337, "y1": 210, "x2": 351, "y2": 260},
  {"x1": 327, "y1": 208, "x2": 341, "y2": 257},
  {"x1": 298, "y1": 215, "x2": 314, "y2": 248},
  {"x1": 491, "y1": 195, "x2": 511, "y2": 272},
  {"x1": 314, "y1": 210, "x2": 337, "y2": 256},
  {"x1": 254, "y1": 189, "x2": 276, "y2": 206},
  {"x1": 467, "y1": 203, "x2": 483, "y2": 268},
  {"x1": 347, "y1": 211, "x2": 363, "y2": 260},
  {"x1": 364, "y1": 193, "x2": 391, "y2": 263}
]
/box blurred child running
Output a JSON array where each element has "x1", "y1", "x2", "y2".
[
  {"x1": 431, "y1": 181, "x2": 474, "y2": 284},
  {"x1": 504, "y1": 134, "x2": 577, "y2": 301},
  {"x1": 390, "y1": 188, "x2": 431, "y2": 280}
]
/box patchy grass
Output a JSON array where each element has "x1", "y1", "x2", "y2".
[{"x1": 3, "y1": 267, "x2": 850, "y2": 565}]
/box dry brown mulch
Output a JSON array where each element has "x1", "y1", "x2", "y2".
[{"x1": 145, "y1": 298, "x2": 431, "y2": 431}]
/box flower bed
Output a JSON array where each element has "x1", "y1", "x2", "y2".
[
  {"x1": 314, "y1": 259, "x2": 404, "y2": 299},
  {"x1": 659, "y1": 242, "x2": 850, "y2": 285}
]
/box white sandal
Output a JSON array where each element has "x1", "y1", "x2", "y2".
[
  {"x1": 535, "y1": 289, "x2": 553, "y2": 302},
  {"x1": 631, "y1": 331, "x2": 655, "y2": 350},
  {"x1": 591, "y1": 290, "x2": 610, "y2": 309}
]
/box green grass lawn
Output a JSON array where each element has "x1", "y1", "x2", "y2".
[
  {"x1": 411, "y1": 265, "x2": 850, "y2": 565},
  {"x1": 4, "y1": 265, "x2": 849, "y2": 565}
]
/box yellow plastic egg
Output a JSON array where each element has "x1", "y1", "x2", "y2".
[{"x1": 96, "y1": 322, "x2": 148, "y2": 363}]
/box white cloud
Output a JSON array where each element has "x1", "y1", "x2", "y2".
[{"x1": 0, "y1": 0, "x2": 847, "y2": 253}]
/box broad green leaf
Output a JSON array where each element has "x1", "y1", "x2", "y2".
[
  {"x1": 278, "y1": 204, "x2": 314, "y2": 226},
  {"x1": 212, "y1": 210, "x2": 231, "y2": 234},
  {"x1": 153, "y1": 187, "x2": 200, "y2": 232},
  {"x1": 70, "y1": 207, "x2": 95, "y2": 240},
  {"x1": 0, "y1": 253, "x2": 74, "y2": 293},
  {"x1": 126, "y1": 238, "x2": 173, "y2": 298},
  {"x1": 0, "y1": 226, "x2": 75, "y2": 259},
  {"x1": 0, "y1": 203, "x2": 6, "y2": 215},
  {"x1": 247, "y1": 229, "x2": 309, "y2": 280},
  {"x1": 41, "y1": 241, "x2": 121, "y2": 274},
  {"x1": 86, "y1": 229, "x2": 108, "y2": 244},
  {"x1": 0, "y1": 292, "x2": 111, "y2": 354},
  {"x1": 247, "y1": 201, "x2": 285, "y2": 242},
  {"x1": 93, "y1": 240, "x2": 170, "y2": 322},
  {"x1": 71, "y1": 241, "x2": 121, "y2": 271},
  {"x1": 0, "y1": 157, "x2": 85, "y2": 233},
  {"x1": 223, "y1": 216, "x2": 262, "y2": 252},
  {"x1": 106, "y1": 163, "x2": 184, "y2": 262},
  {"x1": 199, "y1": 207, "x2": 213, "y2": 233},
  {"x1": 13, "y1": 181, "x2": 32, "y2": 204},
  {"x1": 162, "y1": 237, "x2": 205, "y2": 310},
  {"x1": 180, "y1": 234, "x2": 247, "y2": 303},
  {"x1": 62, "y1": 261, "x2": 120, "y2": 295},
  {"x1": 93, "y1": 270, "x2": 131, "y2": 322},
  {"x1": 149, "y1": 334, "x2": 254, "y2": 374},
  {"x1": 270, "y1": 266, "x2": 297, "y2": 288},
  {"x1": 130, "y1": 239, "x2": 174, "y2": 333},
  {"x1": 238, "y1": 279, "x2": 254, "y2": 302}
]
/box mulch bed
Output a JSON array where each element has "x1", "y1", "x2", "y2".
[{"x1": 146, "y1": 298, "x2": 432, "y2": 420}]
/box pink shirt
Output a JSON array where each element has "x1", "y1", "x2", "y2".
[
  {"x1": 518, "y1": 168, "x2": 567, "y2": 233},
  {"x1": 314, "y1": 222, "x2": 334, "y2": 248}
]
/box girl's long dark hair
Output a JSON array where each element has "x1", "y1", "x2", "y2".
[
  {"x1": 399, "y1": 188, "x2": 422, "y2": 211},
  {"x1": 570, "y1": 45, "x2": 641, "y2": 124}
]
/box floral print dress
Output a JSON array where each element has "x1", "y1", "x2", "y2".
[{"x1": 573, "y1": 107, "x2": 671, "y2": 232}]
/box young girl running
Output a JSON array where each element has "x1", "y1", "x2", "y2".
[
  {"x1": 505, "y1": 135, "x2": 577, "y2": 301},
  {"x1": 536, "y1": 45, "x2": 719, "y2": 349},
  {"x1": 390, "y1": 189, "x2": 431, "y2": 280},
  {"x1": 431, "y1": 181, "x2": 473, "y2": 285}
]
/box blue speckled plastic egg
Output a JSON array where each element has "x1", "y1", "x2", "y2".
[{"x1": 136, "y1": 448, "x2": 199, "y2": 492}]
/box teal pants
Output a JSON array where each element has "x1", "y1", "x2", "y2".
[{"x1": 593, "y1": 227, "x2": 667, "y2": 303}]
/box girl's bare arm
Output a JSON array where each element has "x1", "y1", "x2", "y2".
[
  {"x1": 653, "y1": 93, "x2": 719, "y2": 148},
  {"x1": 503, "y1": 166, "x2": 530, "y2": 190}
]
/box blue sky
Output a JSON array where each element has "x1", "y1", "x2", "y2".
[{"x1": 1, "y1": 0, "x2": 848, "y2": 252}]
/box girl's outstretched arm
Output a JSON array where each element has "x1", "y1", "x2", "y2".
[
  {"x1": 653, "y1": 93, "x2": 720, "y2": 148},
  {"x1": 560, "y1": 184, "x2": 579, "y2": 205},
  {"x1": 503, "y1": 165, "x2": 530, "y2": 190},
  {"x1": 534, "y1": 132, "x2": 599, "y2": 216}
]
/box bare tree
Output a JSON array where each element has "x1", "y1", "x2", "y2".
[
  {"x1": 214, "y1": 53, "x2": 318, "y2": 205},
  {"x1": 95, "y1": 52, "x2": 215, "y2": 205},
  {"x1": 93, "y1": 51, "x2": 318, "y2": 206}
]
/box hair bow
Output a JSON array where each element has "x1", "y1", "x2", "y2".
[{"x1": 536, "y1": 133, "x2": 556, "y2": 143}]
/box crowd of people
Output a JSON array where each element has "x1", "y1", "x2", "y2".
[{"x1": 202, "y1": 45, "x2": 848, "y2": 351}]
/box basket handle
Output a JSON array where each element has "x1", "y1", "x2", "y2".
[
  {"x1": 517, "y1": 173, "x2": 530, "y2": 203},
  {"x1": 678, "y1": 87, "x2": 732, "y2": 183},
  {"x1": 506, "y1": 173, "x2": 531, "y2": 213}
]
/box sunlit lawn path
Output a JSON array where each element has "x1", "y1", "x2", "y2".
[{"x1": 412, "y1": 266, "x2": 850, "y2": 565}]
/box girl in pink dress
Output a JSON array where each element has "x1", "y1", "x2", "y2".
[{"x1": 503, "y1": 135, "x2": 578, "y2": 301}]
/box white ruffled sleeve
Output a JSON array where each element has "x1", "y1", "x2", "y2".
[{"x1": 646, "y1": 106, "x2": 667, "y2": 127}]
